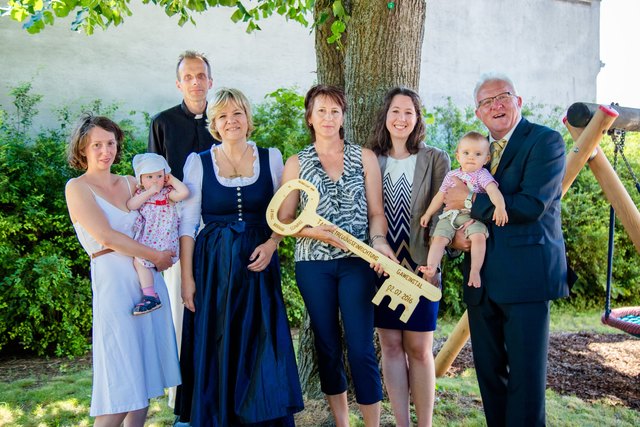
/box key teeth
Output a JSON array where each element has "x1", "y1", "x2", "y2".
[
  {"x1": 372, "y1": 291, "x2": 385, "y2": 305},
  {"x1": 399, "y1": 310, "x2": 411, "y2": 323},
  {"x1": 373, "y1": 287, "x2": 414, "y2": 321}
]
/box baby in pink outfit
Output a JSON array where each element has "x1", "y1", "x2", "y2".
[{"x1": 127, "y1": 153, "x2": 189, "y2": 315}]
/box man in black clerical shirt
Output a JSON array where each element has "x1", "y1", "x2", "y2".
[
  {"x1": 148, "y1": 50, "x2": 219, "y2": 180},
  {"x1": 147, "y1": 51, "x2": 218, "y2": 422}
]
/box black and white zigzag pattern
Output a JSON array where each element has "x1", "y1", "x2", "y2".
[
  {"x1": 383, "y1": 171, "x2": 418, "y2": 272},
  {"x1": 295, "y1": 142, "x2": 368, "y2": 261}
]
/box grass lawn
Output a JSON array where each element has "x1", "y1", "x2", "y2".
[{"x1": 0, "y1": 306, "x2": 637, "y2": 426}]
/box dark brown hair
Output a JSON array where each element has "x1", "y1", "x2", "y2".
[
  {"x1": 67, "y1": 113, "x2": 124, "y2": 170},
  {"x1": 304, "y1": 84, "x2": 347, "y2": 142},
  {"x1": 367, "y1": 87, "x2": 426, "y2": 156}
]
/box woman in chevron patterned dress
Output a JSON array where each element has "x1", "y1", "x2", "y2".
[
  {"x1": 368, "y1": 87, "x2": 450, "y2": 427},
  {"x1": 278, "y1": 84, "x2": 396, "y2": 427}
]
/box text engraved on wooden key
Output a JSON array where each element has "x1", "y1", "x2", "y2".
[{"x1": 266, "y1": 179, "x2": 441, "y2": 323}]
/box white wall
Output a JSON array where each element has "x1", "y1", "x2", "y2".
[
  {"x1": 0, "y1": 0, "x2": 600, "y2": 131},
  {"x1": 423, "y1": 0, "x2": 601, "y2": 109}
]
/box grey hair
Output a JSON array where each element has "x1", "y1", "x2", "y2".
[{"x1": 473, "y1": 72, "x2": 517, "y2": 104}]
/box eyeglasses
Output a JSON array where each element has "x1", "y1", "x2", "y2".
[{"x1": 476, "y1": 92, "x2": 514, "y2": 109}]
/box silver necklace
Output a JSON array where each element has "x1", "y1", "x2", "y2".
[{"x1": 219, "y1": 144, "x2": 250, "y2": 178}]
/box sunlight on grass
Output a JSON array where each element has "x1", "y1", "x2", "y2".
[
  {"x1": 1, "y1": 307, "x2": 638, "y2": 427},
  {"x1": 546, "y1": 389, "x2": 640, "y2": 426},
  {"x1": 0, "y1": 403, "x2": 20, "y2": 426}
]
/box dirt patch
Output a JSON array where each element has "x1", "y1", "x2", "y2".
[
  {"x1": 0, "y1": 353, "x2": 92, "y2": 384},
  {"x1": 1, "y1": 332, "x2": 638, "y2": 412},
  {"x1": 439, "y1": 332, "x2": 640, "y2": 409}
]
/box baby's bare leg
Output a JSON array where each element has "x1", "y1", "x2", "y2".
[
  {"x1": 133, "y1": 260, "x2": 154, "y2": 289},
  {"x1": 467, "y1": 233, "x2": 486, "y2": 288},
  {"x1": 418, "y1": 236, "x2": 449, "y2": 286}
]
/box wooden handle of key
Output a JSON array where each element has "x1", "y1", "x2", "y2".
[{"x1": 266, "y1": 179, "x2": 441, "y2": 323}]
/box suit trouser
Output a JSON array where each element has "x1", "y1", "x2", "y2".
[{"x1": 467, "y1": 293, "x2": 550, "y2": 427}]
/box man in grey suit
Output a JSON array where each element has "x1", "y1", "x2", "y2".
[{"x1": 446, "y1": 73, "x2": 569, "y2": 426}]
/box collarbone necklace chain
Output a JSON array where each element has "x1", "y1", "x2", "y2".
[{"x1": 219, "y1": 143, "x2": 250, "y2": 178}]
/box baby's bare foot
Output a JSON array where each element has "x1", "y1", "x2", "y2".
[
  {"x1": 468, "y1": 271, "x2": 481, "y2": 288},
  {"x1": 419, "y1": 265, "x2": 440, "y2": 287}
]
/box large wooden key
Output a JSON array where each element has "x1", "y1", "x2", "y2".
[{"x1": 266, "y1": 179, "x2": 441, "y2": 323}]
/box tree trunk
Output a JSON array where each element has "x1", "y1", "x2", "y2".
[
  {"x1": 297, "y1": 0, "x2": 426, "y2": 400},
  {"x1": 345, "y1": 0, "x2": 426, "y2": 145},
  {"x1": 314, "y1": 0, "x2": 348, "y2": 88}
]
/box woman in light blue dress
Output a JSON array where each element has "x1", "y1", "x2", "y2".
[{"x1": 65, "y1": 114, "x2": 181, "y2": 426}]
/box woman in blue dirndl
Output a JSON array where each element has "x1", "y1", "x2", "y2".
[{"x1": 175, "y1": 88, "x2": 303, "y2": 427}]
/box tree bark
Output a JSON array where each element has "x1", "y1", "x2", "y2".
[
  {"x1": 345, "y1": 0, "x2": 426, "y2": 144},
  {"x1": 297, "y1": 0, "x2": 426, "y2": 399},
  {"x1": 314, "y1": 0, "x2": 348, "y2": 88}
]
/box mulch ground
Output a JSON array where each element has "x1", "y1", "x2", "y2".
[
  {"x1": 440, "y1": 332, "x2": 640, "y2": 409},
  {"x1": 1, "y1": 332, "x2": 638, "y2": 410}
]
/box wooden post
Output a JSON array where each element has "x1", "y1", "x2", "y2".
[
  {"x1": 562, "y1": 105, "x2": 619, "y2": 196},
  {"x1": 564, "y1": 123, "x2": 640, "y2": 254},
  {"x1": 434, "y1": 310, "x2": 469, "y2": 377},
  {"x1": 434, "y1": 104, "x2": 632, "y2": 377}
]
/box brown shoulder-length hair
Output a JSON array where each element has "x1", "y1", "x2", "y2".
[
  {"x1": 67, "y1": 113, "x2": 124, "y2": 170},
  {"x1": 367, "y1": 87, "x2": 426, "y2": 156},
  {"x1": 304, "y1": 84, "x2": 347, "y2": 142}
]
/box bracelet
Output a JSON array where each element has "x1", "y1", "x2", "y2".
[
  {"x1": 370, "y1": 234, "x2": 386, "y2": 245},
  {"x1": 268, "y1": 237, "x2": 281, "y2": 247}
]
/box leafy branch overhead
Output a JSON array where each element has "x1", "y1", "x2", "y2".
[{"x1": 0, "y1": 0, "x2": 349, "y2": 38}]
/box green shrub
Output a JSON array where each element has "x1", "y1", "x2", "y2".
[
  {"x1": 2, "y1": 82, "x2": 637, "y2": 356},
  {"x1": 0, "y1": 83, "x2": 146, "y2": 357},
  {"x1": 563, "y1": 133, "x2": 640, "y2": 304},
  {"x1": 252, "y1": 87, "x2": 309, "y2": 327}
]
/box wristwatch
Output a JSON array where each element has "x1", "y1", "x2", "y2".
[{"x1": 464, "y1": 189, "x2": 474, "y2": 209}]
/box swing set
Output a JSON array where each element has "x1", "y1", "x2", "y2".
[
  {"x1": 434, "y1": 101, "x2": 640, "y2": 376},
  {"x1": 600, "y1": 127, "x2": 640, "y2": 337}
]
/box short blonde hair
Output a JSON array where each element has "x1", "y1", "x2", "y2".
[
  {"x1": 207, "y1": 88, "x2": 254, "y2": 141},
  {"x1": 67, "y1": 113, "x2": 124, "y2": 170}
]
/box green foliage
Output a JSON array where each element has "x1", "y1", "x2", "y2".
[
  {"x1": 253, "y1": 87, "x2": 309, "y2": 327},
  {"x1": 9, "y1": 81, "x2": 43, "y2": 132},
  {"x1": 252, "y1": 87, "x2": 308, "y2": 159},
  {"x1": 1, "y1": 0, "x2": 313, "y2": 34},
  {"x1": 0, "y1": 83, "x2": 146, "y2": 357},
  {"x1": 426, "y1": 97, "x2": 485, "y2": 154},
  {"x1": 563, "y1": 133, "x2": 640, "y2": 304}
]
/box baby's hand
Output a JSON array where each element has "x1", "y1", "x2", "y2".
[
  {"x1": 419, "y1": 213, "x2": 430, "y2": 228},
  {"x1": 492, "y1": 207, "x2": 508, "y2": 226},
  {"x1": 149, "y1": 182, "x2": 163, "y2": 195},
  {"x1": 165, "y1": 173, "x2": 175, "y2": 186}
]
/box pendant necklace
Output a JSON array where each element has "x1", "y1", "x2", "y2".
[{"x1": 219, "y1": 143, "x2": 250, "y2": 178}]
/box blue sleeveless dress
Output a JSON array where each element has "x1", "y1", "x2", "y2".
[{"x1": 175, "y1": 147, "x2": 303, "y2": 426}]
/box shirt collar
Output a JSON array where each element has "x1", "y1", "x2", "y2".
[
  {"x1": 180, "y1": 101, "x2": 207, "y2": 120},
  {"x1": 489, "y1": 116, "x2": 521, "y2": 143}
]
